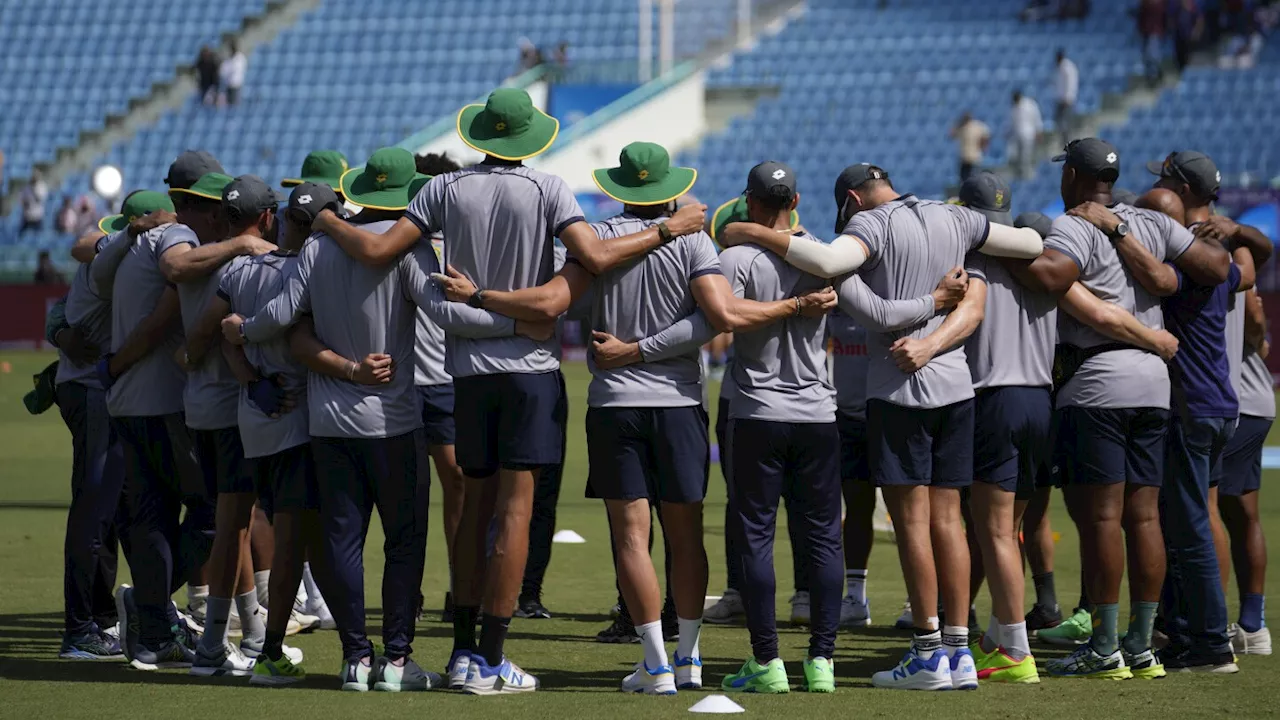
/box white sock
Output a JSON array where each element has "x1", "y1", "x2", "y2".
[
  {"x1": 846, "y1": 570, "x2": 867, "y2": 603},
  {"x1": 1000, "y1": 621, "x2": 1030, "y2": 660},
  {"x1": 942, "y1": 625, "x2": 968, "y2": 657},
  {"x1": 675, "y1": 617, "x2": 702, "y2": 661},
  {"x1": 200, "y1": 596, "x2": 233, "y2": 651},
  {"x1": 254, "y1": 570, "x2": 271, "y2": 609},
  {"x1": 981, "y1": 614, "x2": 1001, "y2": 653},
  {"x1": 187, "y1": 584, "x2": 209, "y2": 609},
  {"x1": 302, "y1": 563, "x2": 323, "y2": 605},
  {"x1": 236, "y1": 589, "x2": 267, "y2": 645},
  {"x1": 635, "y1": 620, "x2": 668, "y2": 670}
]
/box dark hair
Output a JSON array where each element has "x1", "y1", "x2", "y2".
[
  {"x1": 415, "y1": 152, "x2": 461, "y2": 177},
  {"x1": 750, "y1": 185, "x2": 795, "y2": 211},
  {"x1": 171, "y1": 192, "x2": 222, "y2": 215}
]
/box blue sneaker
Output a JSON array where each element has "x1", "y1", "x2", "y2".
[
  {"x1": 871, "y1": 647, "x2": 953, "y2": 691},
  {"x1": 948, "y1": 647, "x2": 978, "y2": 690},
  {"x1": 674, "y1": 652, "x2": 702, "y2": 689},
  {"x1": 446, "y1": 649, "x2": 471, "y2": 689},
  {"x1": 59, "y1": 629, "x2": 123, "y2": 660},
  {"x1": 463, "y1": 654, "x2": 539, "y2": 695}
]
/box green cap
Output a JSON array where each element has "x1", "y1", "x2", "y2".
[
  {"x1": 98, "y1": 190, "x2": 175, "y2": 234},
  {"x1": 340, "y1": 148, "x2": 430, "y2": 211},
  {"x1": 23, "y1": 361, "x2": 58, "y2": 415},
  {"x1": 282, "y1": 150, "x2": 349, "y2": 190},
  {"x1": 591, "y1": 142, "x2": 697, "y2": 207},
  {"x1": 170, "y1": 172, "x2": 234, "y2": 201},
  {"x1": 457, "y1": 88, "x2": 559, "y2": 161},
  {"x1": 710, "y1": 194, "x2": 800, "y2": 244}
]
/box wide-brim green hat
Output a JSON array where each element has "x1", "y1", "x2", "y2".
[
  {"x1": 339, "y1": 147, "x2": 430, "y2": 211},
  {"x1": 457, "y1": 87, "x2": 559, "y2": 161},
  {"x1": 710, "y1": 194, "x2": 800, "y2": 242},
  {"x1": 169, "y1": 172, "x2": 234, "y2": 201},
  {"x1": 23, "y1": 361, "x2": 58, "y2": 415},
  {"x1": 282, "y1": 150, "x2": 349, "y2": 191},
  {"x1": 591, "y1": 141, "x2": 696, "y2": 207},
  {"x1": 98, "y1": 190, "x2": 175, "y2": 234}
]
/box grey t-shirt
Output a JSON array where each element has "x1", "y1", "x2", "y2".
[
  {"x1": 583, "y1": 213, "x2": 722, "y2": 409},
  {"x1": 720, "y1": 234, "x2": 836, "y2": 423},
  {"x1": 827, "y1": 310, "x2": 869, "y2": 421},
  {"x1": 845, "y1": 195, "x2": 989, "y2": 409},
  {"x1": 405, "y1": 163, "x2": 585, "y2": 378},
  {"x1": 56, "y1": 263, "x2": 111, "y2": 388},
  {"x1": 1045, "y1": 204, "x2": 1194, "y2": 410},
  {"x1": 1225, "y1": 293, "x2": 1245, "y2": 406},
  {"x1": 414, "y1": 235, "x2": 451, "y2": 387},
  {"x1": 964, "y1": 253, "x2": 1057, "y2": 389},
  {"x1": 242, "y1": 220, "x2": 517, "y2": 438},
  {"x1": 168, "y1": 230, "x2": 240, "y2": 430},
  {"x1": 1239, "y1": 348, "x2": 1276, "y2": 419},
  {"x1": 218, "y1": 253, "x2": 310, "y2": 458},
  {"x1": 107, "y1": 224, "x2": 187, "y2": 417}
]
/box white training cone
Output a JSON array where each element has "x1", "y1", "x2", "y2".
[
  {"x1": 551, "y1": 529, "x2": 586, "y2": 544},
  {"x1": 689, "y1": 695, "x2": 745, "y2": 714}
]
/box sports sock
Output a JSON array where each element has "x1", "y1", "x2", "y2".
[
  {"x1": 236, "y1": 589, "x2": 266, "y2": 645},
  {"x1": 201, "y1": 596, "x2": 233, "y2": 651},
  {"x1": 1000, "y1": 621, "x2": 1030, "y2": 660},
  {"x1": 302, "y1": 563, "x2": 323, "y2": 605},
  {"x1": 1090, "y1": 603, "x2": 1120, "y2": 656},
  {"x1": 980, "y1": 614, "x2": 1001, "y2": 654},
  {"x1": 1032, "y1": 571, "x2": 1058, "y2": 610},
  {"x1": 942, "y1": 625, "x2": 968, "y2": 657},
  {"x1": 846, "y1": 570, "x2": 867, "y2": 603},
  {"x1": 254, "y1": 570, "x2": 271, "y2": 609},
  {"x1": 1240, "y1": 593, "x2": 1266, "y2": 633},
  {"x1": 1078, "y1": 570, "x2": 1094, "y2": 614},
  {"x1": 187, "y1": 584, "x2": 209, "y2": 610},
  {"x1": 263, "y1": 630, "x2": 286, "y2": 662},
  {"x1": 1121, "y1": 601, "x2": 1159, "y2": 654},
  {"x1": 453, "y1": 605, "x2": 478, "y2": 653},
  {"x1": 676, "y1": 617, "x2": 702, "y2": 661},
  {"x1": 912, "y1": 629, "x2": 942, "y2": 658},
  {"x1": 478, "y1": 615, "x2": 511, "y2": 667},
  {"x1": 636, "y1": 620, "x2": 668, "y2": 670}
]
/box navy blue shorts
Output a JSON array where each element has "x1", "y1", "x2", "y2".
[
  {"x1": 586, "y1": 406, "x2": 709, "y2": 503},
  {"x1": 453, "y1": 371, "x2": 566, "y2": 478},
  {"x1": 867, "y1": 398, "x2": 974, "y2": 488},
  {"x1": 716, "y1": 393, "x2": 731, "y2": 475},
  {"x1": 973, "y1": 386, "x2": 1052, "y2": 497},
  {"x1": 1216, "y1": 414, "x2": 1272, "y2": 496},
  {"x1": 1057, "y1": 406, "x2": 1169, "y2": 487},
  {"x1": 417, "y1": 383, "x2": 456, "y2": 446},
  {"x1": 193, "y1": 427, "x2": 253, "y2": 495},
  {"x1": 837, "y1": 413, "x2": 869, "y2": 483},
  {"x1": 255, "y1": 443, "x2": 319, "y2": 514}
]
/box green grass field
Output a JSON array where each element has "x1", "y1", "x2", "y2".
[{"x1": 1, "y1": 350, "x2": 1277, "y2": 718}]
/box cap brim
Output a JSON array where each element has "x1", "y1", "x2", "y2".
[
  {"x1": 591, "y1": 166, "x2": 697, "y2": 207},
  {"x1": 1051, "y1": 153, "x2": 1068, "y2": 162},
  {"x1": 339, "y1": 166, "x2": 431, "y2": 211},
  {"x1": 710, "y1": 197, "x2": 744, "y2": 241},
  {"x1": 972, "y1": 207, "x2": 1014, "y2": 226},
  {"x1": 98, "y1": 214, "x2": 126, "y2": 234},
  {"x1": 456, "y1": 103, "x2": 560, "y2": 161},
  {"x1": 1145, "y1": 161, "x2": 1169, "y2": 177},
  {"x1": 168, "y1": 187, "x2": 223, "y2": 201},
  {"x1": 282, "y1": 176, "x2": 345, "y2": 194}
]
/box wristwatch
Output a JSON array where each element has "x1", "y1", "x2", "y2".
[
  {"x1": 467, "y1": 289, "x2": 486, "y2": 309},
  {"x1": 1108, "y1": 222, "x2": 1130, "y2": 242},
  {"x1": 656, "y1": 222, "x2": 674, "y2": 243}
]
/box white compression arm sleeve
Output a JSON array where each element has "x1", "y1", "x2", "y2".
[
  {"x1": 980, "y1": 223, "x2": 1043, "y2": 259},
  {"x1": 783, "y1": 234, "x2": 868, "y2": 277}
]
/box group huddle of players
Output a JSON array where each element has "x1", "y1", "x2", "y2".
[{"x1": 42, "y1": 86, "x2": 1273, "y2": 695}]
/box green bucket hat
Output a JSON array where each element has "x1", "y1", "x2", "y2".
[
  {"x1": 23, "y1": 361, "x2": 58, "y2": 415},
  {"x1": 591, "y1": 142, "x2": 697, "y2": 207},
  {"x1": 710, "y1": 194, "x2": 800, "y2": 243},
  {"x1": 339, "y1": 147, "x2": 430, "y2": 211},
  {"x1": 457, "y1": 88, "x2": 559, "y2": 161},
  {"x1": 170, "y1": 172, "x2": 234, "y2": 201},
  {"x1": 282, "y1": 150, "x2": 349, "y2": 190},
  {"x1": 98, "y1": 190, "x2": 175, "y2": 234}
]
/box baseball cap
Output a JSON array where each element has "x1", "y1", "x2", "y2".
[
  {"x1": 164, "y1": 150, "x2": 224, "y2": 189},
  {"x1": 957, "y1": 171, "x2": 1013, "y2": 225},
  {"x1": 1014, "y1": 211, "x2": 1053, "y2": 239},
  {"x1": 745, "y1": 160, "x2": 797, "y2": 201},
  {"x1": 1146, "y1": 150, "x2": 1221, "y2": 200},
  {"x1": 222, "y1": 175, "x2": 281, "y2": 224},
  {"x1": 286, "y1": 182, "x2": 342, "y2": 224},
  {"x1": 1113, "y1": 187, "x2": 1139, "y2": 206},
  {"x1": 1051, "y1": 138, "x2": 1120, "y2": 181},
  {"x1": 833, "y1": 164, "x2": 889, "y2": 209}
]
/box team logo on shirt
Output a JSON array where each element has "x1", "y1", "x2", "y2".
[
  {"x1": 772, "y1": 169, "x2": 787, "y2": 180},
  {"x1": 226, "y1": 190, "x2": 240, "y2": 200}
]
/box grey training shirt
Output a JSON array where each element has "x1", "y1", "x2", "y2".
[
  {"x1": 166, "y1": 228, "x2": 240, "y2": 430},
  {"x1": 964, "y1": 253, "x2": 1057, "y2": 389},
  {"x1": 56, "y1": 263, "x2": 111, "y2": 389},
  {"x1": 1239, "y1": 349, "x2": 1276, "y2": 419},
  {"x1": 414, "y1": 234, "x2": 451, "y2": 387},
  {"x1": 827, "y1": 310, "x2": 869, "y2": 421}
]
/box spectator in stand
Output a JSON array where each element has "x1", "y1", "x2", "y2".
[
  {"x1": 72, "y1": 194, "x2": 99, "y2": 236},
  {"x1": 56, "y1": 196, "x2": 79, "y2": 235},
  {"x1": 1053, "y1": 49, "x2": 1078, "y2": 145},
  {"x1": 33, "y1": 251, "x2": 64, "y2": 285},
  {"x1": 197, "y1": 46, "x2": 221, "y2": 105},
  {"x1": 220, "y1": 41, "x2": 248, "y2": 106},
  {"x1": 1138, "y1": 0, "x2": 1168, "y2": 83},
  {"x1": 1173, "y1": 0, "x2": 1205, "y2": 71},
  {"x1": 518, "y1": 37, "x2": 541, "y2": 72},
  {"x1": 1220, "y1": 0, "x2": 1264, "y2": 68},
  {"x1": 20, "y1": 170, "x2": 49, "y2": 235},
  {"x1": 1008, "y1": 91, "x2": 1043, "y2": 180},
  {"x1": 950, "y1": 112, "x2": 991, "y2": 183}
]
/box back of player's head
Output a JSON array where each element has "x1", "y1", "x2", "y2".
[
  {"x1": 1146, "y1": 150, "x2": 1220, "y2": 205},
  {"x1": 745, "y1": 160, "x2": 797, "y2": 211},
  {"x1": 958, "y1": 171, "x2": 1013, "y2": 226},
  {"x1": 1053, "y1": 137, "x2": 1120, "y2": 184},
  {"x1": 1014, "y1": 211, "x2": 1053, "y2": 239},
  {"x1": 415, "y1": 152, "x2": 461, "y2": 177},
  {"x1": 222, "y1": 175, "x2": 281, "y2": 234},
  {"x1": 1137, "y1": 187, "x2": 1186, "y2": 226}
]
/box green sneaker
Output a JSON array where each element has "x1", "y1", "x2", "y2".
[
  {"x1": 968, "y1": 639, "x2": 994, "y2": 665},
  {"x1": 251, "y1": 654, "x2": 306, "y2": 686},
  {"x1": 1037, "y1": 607, "x2": 1092, "y2": 646},
  {"x1": 722, "y1": 657, "x2": 790, "y2": 694},
  {"x1": 802, "y1": 657, "x2": 834, "y2": 693}
]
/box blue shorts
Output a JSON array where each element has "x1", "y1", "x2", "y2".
[
  {"x1": 193, "y1": 427, "x2": 253, "y2": 495},
  {"x1": 1057, "y1": 406, "x2": 1169, "y2": 487},
  {"x1": 867, "y1": 398, "x2": 974, "y2": 488},
  {"x1": 586, "y1": 406, "x2": 709, "y2": 503},
  {"x1": 254, "y1": 443, "x2": 318, "y2": 514},
  {"x1": 417, "y1": 383, "x2": 456, "y2": 446},
  {"x1": 453, "y1": 371, "x2": 566, "y2": 478},
  {"x1": 973, "y1": 386, "x2": 1052, "y2": 497},
  {"x1": 837, "y1": 413, "x2": 869, "y2": 483},
  {"x1": 1216, "y1": 414, "x2": 1272, "y2": 496}
]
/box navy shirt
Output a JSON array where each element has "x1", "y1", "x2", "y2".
[{"x1": 1163, "y1": 262, "x2": 1242, "y2": 419}]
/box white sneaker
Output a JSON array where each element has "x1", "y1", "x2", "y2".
[
  {"x1": 894, "y1": 600, "x2": 914, "y2": 630},
  {"x1": 288, "y1": 607, "x2": 320, "y2": 634},
  {"x1": 341, "y1": 657, "x2": 372, "y2": 692},
  {"x1": 704, "y1": 590, "x2": 745, "y2": 625},
  {"x1": 190, "y1": 642, "x2": 255, "y2": 677},
  {"x1": 1229, "y1": 623, "x2": 1273, "y2": 656},
  {"x1": 674, "y1": 653, "x2": 702, "y2": 689},
  {"x1": 304, "y1": 598, "x2": 337, "y2": 630},
  {"x1": 620, "y1": 661, "x2": 677, "y2": 695},
  {"x1": 463, "y1": 655, "x2": 539, "y2": 695},
  {"x1": 790, "y1": 591, "x2": 811, "y2": 625},
  {"x1": 373, "y1": 656, "x2": 442, "y2": 691},
  {"x1": 239, "y1": 636, "x2": 303, "y2": 665},
  {"x1": 871, "y1": 647, "x2": 952, "y2": 690},
  {"x1": 947, "y1": 648, "x2": 978, "y2": 690},
  {"x1": 175, "y1": 604, "x2": 203, "y2": 635},
  {"x1": 840, "y1": 595, "x2": 872, "y2": 627},
  {"x1": 446, "y1": 650, "x2": 471, "y2": 689}
]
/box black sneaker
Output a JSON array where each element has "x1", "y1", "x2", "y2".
[
  {"x1": 662, "y1": 608, "x2": 680, "y2": 642},
  {"x1": 1025, "y1": 603, "x2": 1063, "y2": 632},
  {"x1": 1158, "y1": 647, "x2": 1239, "y2": 674},
  {"x1": 514, "y1": 595, "x2": 552, "y2": 620},
  {"x1": 596, "y1": 617, "x2": 640, "y2": 644},
  {"x1": 440, "y1": 592, "x2": 454, "y2": 624}
]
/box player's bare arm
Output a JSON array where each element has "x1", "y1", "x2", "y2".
[
  {"x1": 435, "y1": 262, "x2": 594, "y2": 322},
  {"x1": 557, "y1": 203, "x2": 706, "y2": 275},
  {"x1": 690, "y1": 272, "x2": 835, "y2": 334},
  {"x1": 890, "y1": 277, "x2": 987, "y2": 373},
  {"x1": 107, "y1": 286, "x2": 182, "y2": 378},
  {"x1": 312, "y1": 211, "x2": 421, "y2": 267},
  {"x1": 185, "y1": 295, "x2": 232, "y2": 366},
  {"x1": 1058, "y1": 282, "x2": 1179, "y2": 361},
  {"x1": 159, "y1": 235, "x2": 276, "y2": 284},
  {"x1": 1001, "y1": 248, "x2": 1079, "y2": 295},
  {"x1": 287, "y1": 316, "x2": 393, "y2": 385}
]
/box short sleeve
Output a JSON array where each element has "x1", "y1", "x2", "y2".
[
  {"x1": 155, "y1": 223, "x2": 197, "y2": 258},
  {"x1": 1161, "y1": 213, "x2": 1195, "y2": 261},
  {"x1": 948, "y1": 205, "x2": 991, "y2": 251},
  {"x1": 844, "y1": 211, "x2": 888, "y2": 262},
  {"x1": 718, "y1": 247, "x2": 753, "y2": 297},
  {"x1": 687, "y1": 232, "x2": 722, "y2": 280},
  {"x1": 545, "y1": 175, "x2": 586, "y2": 237},
  {"x1": 1043, "y1": 216, "x2": 1093, "y2": 272},
  {"x1": 405, "y1": 175, "x2": 444, "y2": 236},
  {"x1": 216, "y1": 256, "x2": 244, "y2": 305},
  {"x1": 1229, "y1": 262, "x2": 1242, "y2": 292},
  {"x1": 964, "y1": 251, "x2": 988, "y2": 282}
]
